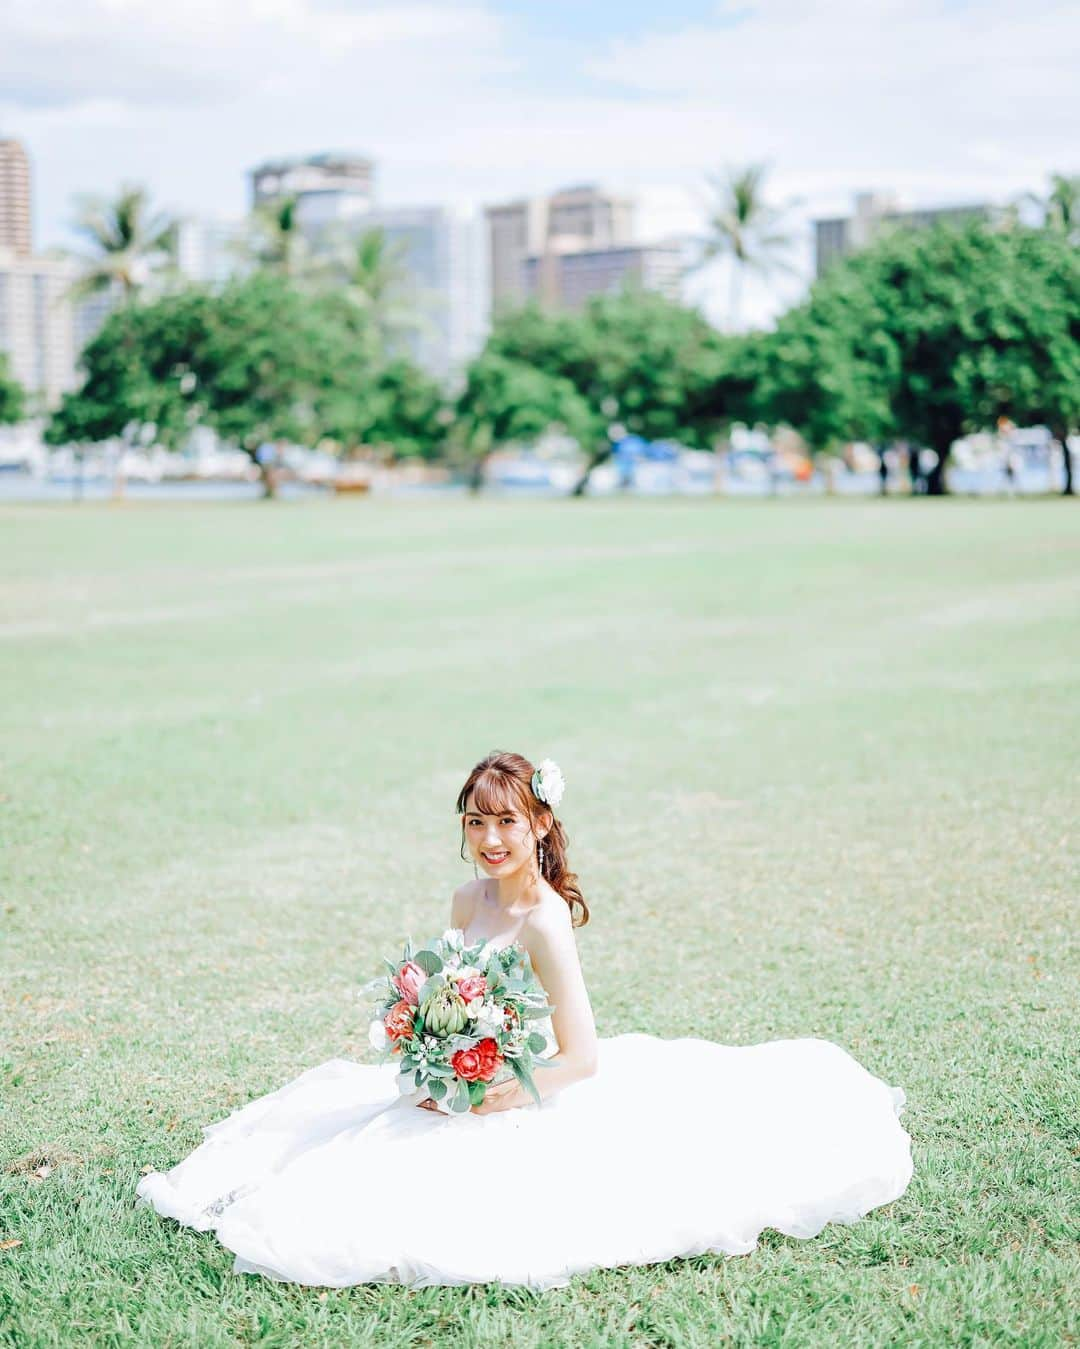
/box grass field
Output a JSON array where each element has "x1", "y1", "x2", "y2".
[{"x1": 2, "y1": 496, "x2": 1078, "y2": 1348}]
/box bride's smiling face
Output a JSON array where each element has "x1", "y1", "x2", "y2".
[{"x1": 463, "y1": 792, "x2": 545, "y2": 876}]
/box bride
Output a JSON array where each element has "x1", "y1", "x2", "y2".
[{"x1": 136, "y1": 750, "x2": 914, "y2": 1290}]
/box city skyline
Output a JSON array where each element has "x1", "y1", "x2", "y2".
[{"x1": 2, "y1": 0, "x2": 1077, "y2": 329}]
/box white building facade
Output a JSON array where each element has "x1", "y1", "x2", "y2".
[{"x1": 0, "y1": 247, "x2": 78, "y2": 407}]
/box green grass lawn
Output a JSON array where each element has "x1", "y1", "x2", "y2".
[{"x1": 2, "y1": 496, "x2": 1078, "y2": 1347}]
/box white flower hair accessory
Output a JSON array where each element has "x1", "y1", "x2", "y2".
[{"x1": 531, "y1": 758, "x2": 565, "y2": 809}]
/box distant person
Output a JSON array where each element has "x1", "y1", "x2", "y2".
[{"x1": 908, "y1": 445, "x2": 924, "y2": 495}]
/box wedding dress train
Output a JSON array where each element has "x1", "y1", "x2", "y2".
[{"x1": 135, "y1": 1030, "x2": 913, "y2": 1290}]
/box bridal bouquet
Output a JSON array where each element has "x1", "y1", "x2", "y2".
[{"x1": 365, "y1": 928, "x2": 555, "y2": 1114}]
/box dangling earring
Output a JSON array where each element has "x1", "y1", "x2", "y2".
[{"x1": 538, "y1": 841, "x2": 545, "y2": 871}]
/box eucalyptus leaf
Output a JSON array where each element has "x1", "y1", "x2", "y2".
[
  {"x1": 526, "y1": 1032, "x2": 548, "y2": 1054},
  {"x1": 508, "y1": 1053, "x2": 542, "y2": 1107},
  {"x1": 521, "y1": 1004, "x2": 556, "y2": 1019},
  {"x1": 413, "y1": 949, "x2": 443, "y2": 976},
  {"x1": 428, "y1": 1078, "x2": 447, "y2": 1101},
  {"x1": 467, "y1": 1080, "x2": 486, "y2": 1106},
  {"x1": 417, "y1": 975, "x2": 444, "y2": 1007}
]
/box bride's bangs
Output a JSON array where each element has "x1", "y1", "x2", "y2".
[{"x1": 465, "y1": 771, "x2": 530, "y2": 820}]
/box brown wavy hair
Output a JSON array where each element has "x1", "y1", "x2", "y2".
[{"x1": 456, "y1": 750, "x2": 589, "y2": 928}]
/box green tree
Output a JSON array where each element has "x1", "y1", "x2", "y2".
[
  {"x1": 454, "y1": 350, "x2": 596, "y2": 489},
  {"x1": 1018, "y1": 173, "x2": 1080, "y2": 492},
  {"x1": 0, "y1": 354, "x2": 24, "y2": 425},
  {"x1": 321, "y1": 356, "x2": 448, "y2": 461},
  {"x1": 479, "y1": 289, "x2": 746, "y2": 492},
  {"x1": 755, "y1": 220, "x2": 1080, "y2": 495},
  {"x1": 68, "y1": 183, "x2": 177, "y2": 301},
  {"x1": 47, "y1": 286, "x2": 227, "y2": 464},
  {"x1": 46, "y1": 275, "x2": 445, "y2": 494},
  {"x1": 695, "y1": 163, "x2": 799, "y2": 331},
  {"x1": 753, "y1": 267, "x2": 899, "y2": 454}
]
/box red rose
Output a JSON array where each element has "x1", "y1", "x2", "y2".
[
  {"x1": 457, "y1": 975, "x2": 487, "y2": 1003},
  {"x1": 384, "y1": 1000, "x2": 415, "y2": 1044},
  {"x1": 475, "y1": 1036, "x2": 503, "y2": 1082},
  {"x1": 451, "y1": 1046, "x2": 484, "y2": 1081}
]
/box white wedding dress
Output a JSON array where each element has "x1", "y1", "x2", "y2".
[{"x1": 136, "y1": 963, "x2": 913, "y2": 1290}]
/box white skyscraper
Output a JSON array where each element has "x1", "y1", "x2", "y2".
[
  {"x1": 176, "y1": 216, "x2": 247, "y2": 286},
  {"x1": 311, "y1": 205, "x2": 489, "y2": 380},
  {"x1": 0, "y1": 247, "x2": 78, "y2": 406}
]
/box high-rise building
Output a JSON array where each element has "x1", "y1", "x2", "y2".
[
  {"x1": 313, "y1": 205, "x2": 489, "y2": 380},
  {"x1": 0, "y1": 247, "x2": 78, "y2": 406},
  {"x1": 485, "y1": 197, "x2": 550, "y2": 315},
  {"x1": 249, "y1": 152, "x2": 375, "y2": 223},
  {"x1": 176, "y1": 216, "x2": 247, "y2": 286},
  {"x1": 813, "y1": 191, "x2": 993, "y2": 277},
  {"x1": 0, "y1": 140, "x2": 32, "y2": 258},
  {"x1": 485, "y1": 185, "x2": 635, "y2": 315},
  {"x1": 521, "y1": 240, "x2": 686, "y2": 311},
  {"x1": 546, "y1": 184, "x2": 634, "y2": 250}
]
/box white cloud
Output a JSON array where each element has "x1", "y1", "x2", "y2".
[{"x1": 0, "y1": 1, "x2": 508, "y2": 105}]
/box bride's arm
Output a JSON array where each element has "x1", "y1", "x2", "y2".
[{"x1": 474, "y1": 901, "x2": 599, "y2": 1113}]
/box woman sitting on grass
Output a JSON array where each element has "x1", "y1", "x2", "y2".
[{"x1": 136, "y1": 749, "x2": 914, "y2": 1289}]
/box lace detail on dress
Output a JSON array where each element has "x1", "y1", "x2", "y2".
[{"x1": 200, "y1": 1184, "x2": 254, "y2": 1221}]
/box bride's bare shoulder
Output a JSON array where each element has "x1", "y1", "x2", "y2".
[
  {"x1": 450, "y1": 878, "x2": 483, "y2": 928},
  {"x1": 522, "y1": 887, "x2": 575, "y2": 947}
]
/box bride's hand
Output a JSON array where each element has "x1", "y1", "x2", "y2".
[{"x1": 471, "y1": 1079, "x2": 529, "y2": 1115}]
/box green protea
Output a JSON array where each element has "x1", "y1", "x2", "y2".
[{"x1": 420, "y1": 984, "x2": 468, "y2": 1036}]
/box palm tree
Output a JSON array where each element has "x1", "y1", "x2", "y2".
[
  {"x1": 68, "y1": 183, "x2": 177, "y2": 302},
  {"x1": 1021, "y1": 172, "x2": 1080, "y2": 244},
  {"x1": 695, "y1": 163, "x2": 800, "y2": 331},
  {"x1": 339, "y1": 227, "x2": 424, "y2": 347},
  {"x1": 65, "y1": 185, "x2": 177, "y2": 499},
  {"x1": 244, "y1": 194, "x2": 313, "y2": 279}
]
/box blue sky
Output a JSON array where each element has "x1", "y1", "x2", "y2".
[
  {"x1": 494, "y1": 1, "x2": 727, "y2": 42},
  {"x1": 1, "y1": 0, "x2": 1076, "y2": 326}
]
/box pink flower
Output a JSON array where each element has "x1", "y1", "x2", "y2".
[
  {"x1": 384, "y1": 1001, "x2": 415, "y2": 1044},
  {"x1": 392, "y1": 961, "x2": 426, "y2": 1006},
  {"x1": 457, "y1": 974, "x2": 487, "y2": 1004}
]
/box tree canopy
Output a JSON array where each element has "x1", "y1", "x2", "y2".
[
  {"x1": 473, "y1": 288, "x2": 750, "y2": 452},
  {"x1": 47, "y1": 272, "x2": 446, "y2": 489},
  {"x1": 753, "y1": 219, "x2": 1080, "y2": 491}
]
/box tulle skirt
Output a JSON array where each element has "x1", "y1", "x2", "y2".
[{"x1": 135, "y1": 1032, "x2": 913, "y2": 1290}]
